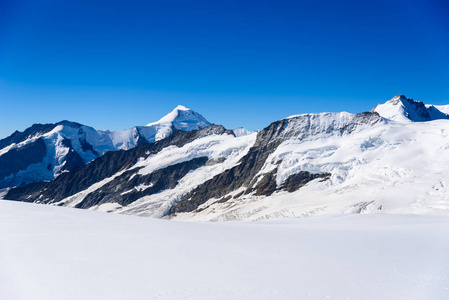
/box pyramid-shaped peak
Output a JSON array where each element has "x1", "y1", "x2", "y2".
[
  {"x1": 386, "y1": 94, "x2": 415, "y2": 105},
  {"x1": 173, "y1": 105, "x2": 190, "y2": 111},
  {"x1": 146, "y1": 105, "x2": 211, "y2": 131},
  {"x1": 395, "y1": 94, "x2": 407, "y2": 100},
  {"x1": 372, "y1": 95, "x2": 448, "y2": 123}
]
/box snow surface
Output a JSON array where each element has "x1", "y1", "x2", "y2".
[{"x1": 1, "y1": 200, "x2": 448, "y2": 300}]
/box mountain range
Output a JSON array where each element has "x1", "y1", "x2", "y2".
[
  {"x1": 0, "y1": 105, "x2": 210, "y2": 188},
  {"x1": 2, "y1": 94, "x2": 449, "y2": 221}
]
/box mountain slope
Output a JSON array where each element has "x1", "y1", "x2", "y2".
[{"x1": 0, "y1": 106, "x2": 210, "y2": 188}]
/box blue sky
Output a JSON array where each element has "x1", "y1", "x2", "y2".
[{"x1": 1, "y1": 0, "x2": 448, "y2": 138}]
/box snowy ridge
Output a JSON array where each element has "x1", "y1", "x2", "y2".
[
  {"x1": 0, "y1": 106, "x2": 210, "y2": 188},
  {"x1": 372, "y1": 94, "x2": 448, "y2": 123}
]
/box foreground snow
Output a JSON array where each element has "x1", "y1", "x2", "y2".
[{"x1": 1, "y1": 201, "x2": 448, "y2": 300}]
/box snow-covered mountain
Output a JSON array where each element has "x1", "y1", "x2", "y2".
[
  {"x1": 372, "y1": 94, "x2": 449, "y2": 123},
  {"x1": 0, "y1": 106, "x2": 210, "y2": 188},
  {"x1": 4, "y1": 95, "x2": 449, "y2": 221}
]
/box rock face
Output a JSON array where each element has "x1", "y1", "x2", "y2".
[{"x1": 76, "y1": 157, "x2": 208, "y2": 209}]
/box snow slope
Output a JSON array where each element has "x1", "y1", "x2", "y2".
[{"x1": 1, "y1": 200, "x2": 448, "y2": 300}]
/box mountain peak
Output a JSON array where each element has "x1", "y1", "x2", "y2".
[
  {"x1": 173, "y1": 105, "x2": 190, "y2": 111},
  {"x1": 147, "y1": 105, "x2": 211, "y2": 131},
  {"x1": 140, "y1": 105, "x2": 211, "y2": 142},
  {"x1": 372, "y1": 95, "x2": 449, "y2": 123}
]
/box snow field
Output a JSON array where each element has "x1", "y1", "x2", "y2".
[{"x1": 1, "y1": 200, "x2": 448, "y2": 300}]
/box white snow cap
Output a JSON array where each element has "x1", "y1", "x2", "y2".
[
  {"x1": 372, "y1": 94, "x2": 449, "y2": 123},
  {"x1": 147, "y1": 105, "x2": 211, "y2": 130},
  {"x1": 140, "y1": 105, "x2": 211, "y2": 142}
]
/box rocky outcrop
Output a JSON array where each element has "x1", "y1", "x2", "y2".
[
  {"x1": 279, "y1": 171, "x2": 331, "y2": 193},
  {"x1": 75, "y1": 156, "x2": 208, "y2": 209}
]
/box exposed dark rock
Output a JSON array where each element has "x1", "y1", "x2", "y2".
[
  {"x1": 61, "y1": 138, "x2": 72, "y2": 148},
  {"x1": 218, "y1": 195, "x2": 232, "y2": 203},
  {"x1": 233, "y1": 191, "x2": 245, "y2": 199},
  {"x1": 205, "y1": 157, "x2": 226, "y2": 166},
  {"x1": 58, "y1": 138, "x2": 86, "y2": 171},
  {"x1": 61, "y1": 148, "x2": 85, "y2": 172},
  {"x1": 80, "y1": 138, "x2": 99, "y2": 155},
  {"x1": 75, "y1": 156, "x2": 208, "y2": 209},
  {"x1": 280, "y1": 171, "x2": 331, "y2": 193},
  {"x1": 253, "y1": 170, "x2": 278, "y2": 196},
  {"x1": 5, "y1": 181, "x2": 49, "y2": 202},
  {"x1": 135, "y1": 127, "x2": 150, "y2": 146}
]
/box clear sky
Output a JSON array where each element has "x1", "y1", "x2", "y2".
[{"x1": 1, "y1": 0, "x2": 448, "y2": 138}]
